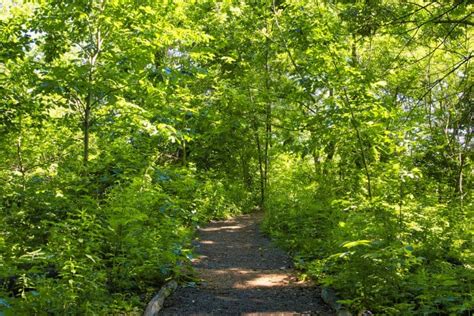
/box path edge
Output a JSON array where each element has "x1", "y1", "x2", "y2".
[{"x1": 143, "y1": 280, "x2": 178, "y2": 316}]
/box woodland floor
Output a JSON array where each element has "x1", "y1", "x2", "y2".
[{"x1": 160, "y1": 212, "x2": 334, "y2": 315}]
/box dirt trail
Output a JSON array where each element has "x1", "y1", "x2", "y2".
[{"x1": 160, "y1": 212, "x2": 333, "y2": 315}]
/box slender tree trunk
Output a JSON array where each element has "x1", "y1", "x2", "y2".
[
  {"x1": 345, "y1": 36, "x2": 372, "y2": 199},
  {"x1": 264, "y1": 106, "x2": 271, "y2": 189},
  {"x1": 248, "y1": 87, "x2": 266, "y2": 209},
  {"x1": 264, "y1": 38, "x2": 272, "y2": 191},
  {"x1": 343, "y1": 90, "x2": 373, "y2": 200},
  {"x1": 83, "y1": 58, "x2": 94, "y2": 166},
  {"x1": 255, "y1": 128, "x2": 265, "y2": 209},
  {"x1": 182, "y1": 140, "x2": 187, "y2": 165},
  {"x1": 84, "y1": 90, "x2": 91, "y2": 165},
  {"x1": 399, "y1": 179, "x2": 404, "y2": 236},
  {"x1": 312, "y1": 151, "x2": 320, "y2": 175},
  {"x1": 83, "y1": 17, "x2": 102, "y2": 166},
  {"x1": 240, "y1": 150, "x2": 252, "y2": 190},
  {"x1": 458, "y1": 151, "x2": 465, "y2": 209},
  {"x1": 16, "y1": 115, "x2": 26, "y2": 193},
  {"x1": 252, "y1": 117, "x2": 265, "y2": 209}
]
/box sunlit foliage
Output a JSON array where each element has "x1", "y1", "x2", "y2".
[{"x1": 1, "y1": 0, "x2": 472, "y2": 314}]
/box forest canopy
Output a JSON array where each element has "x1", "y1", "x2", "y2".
[{"x1": 0, "y1": 0, "x2": 472, "y2": 314}]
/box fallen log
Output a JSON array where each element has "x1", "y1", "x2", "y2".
[{"x1": 143, "y1": 280, "x2": 178, "y2": 316}]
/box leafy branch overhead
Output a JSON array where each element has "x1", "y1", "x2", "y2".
[{"x1": 0, "y1": 0, "x2": 472, "y2": 315}]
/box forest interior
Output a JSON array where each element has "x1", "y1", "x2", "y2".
[{"x1": 0, "y1": 0, "x2": 473, "y2": 315}]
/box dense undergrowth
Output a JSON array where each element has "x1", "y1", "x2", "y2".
[
  {"x1": 0, "y1": 163, "x2": 250, "y2": 314},
  {"x1": 1, "y1": 0, "x2": 472, "y2": 315},
  {"x1": 263, "y1": 155, "x2": 473, "y2": 315}
]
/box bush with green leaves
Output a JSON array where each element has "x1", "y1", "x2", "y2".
[
  {"x1": 0, "y1": 159, "x2": 252, "y2": 314},
  {"x1": 263, "y1": 154, "x2": 473, "y2": 315}
]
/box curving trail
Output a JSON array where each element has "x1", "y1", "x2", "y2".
[{"x1": 160, "y1": 212, "x2": 333, "y2": 315}]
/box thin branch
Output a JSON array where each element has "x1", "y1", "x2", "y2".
[
  {"x1": 432, "y1": 17, "x2": 474, "y2": 26},
  {"x1": 407, "y1": 16, "x2": 463, "y2": 65},
  {"x1": 405, "y1": 1, "x2": 465, "y2": 33},
  {"x1": 342, "y1": 89, "x2": 373, "y2": 200},
  {"x1": 403, "y1": 54, "x2": 472, "y2": 122},
  {"x1": 419, "y1": 54, "x2": 472, "y2": 101},
  {"x1": 382, "y1": 2, "x2": 435, "y2": 27}
]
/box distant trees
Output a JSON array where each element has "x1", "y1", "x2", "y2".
[{"x1": 0, "y1": 0, "x2": 471, "y2": 314}]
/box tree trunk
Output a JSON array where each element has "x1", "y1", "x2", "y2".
[
  {"x1": 253, "y1": 118, "x2": 265, "y2": 210},
  {"x1": 83, "y1": 100, "x2": 91, "y2": 165},
  {"x1": 240, "y1": 150, "x2": 252, "y2": 190},
  {"x1": 343, "y1": 90, "x2": 373, "y2": 200},
  {"x1": 263, "y1": 37, "x2": 272, "y2": 191}
]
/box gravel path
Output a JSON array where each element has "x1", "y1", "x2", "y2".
[{"x1": 160, "y1": 212, "x2": 333, "y2": 315}]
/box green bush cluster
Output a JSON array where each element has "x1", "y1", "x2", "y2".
[
  {"x1": 0, "y1": 164, "x2": 246, "y2": 314},
  {"x1": 263, "y1": 154, "x2": 473, "y2": 315}
]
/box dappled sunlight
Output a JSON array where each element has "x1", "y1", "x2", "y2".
[
  {"x1": 200, "y1": 225, "x2": 246, "y2": 232},
  {"x1": 199, "y1": 240, "x2": 215, "y2": 244},
  {"x1": 161, "y1": 213, "x2": 331, "y2": 315},
  {"x1": 242, "y1": 273, "x2": 290, "y2": 288},
  {"x1": 195, "y1": 267, "x2": 302, "y2": 289},
  {"x1": 191, "y1": 255, "x2": 208, "y2": 264},
  {"x1": 192, "y1": 216, "x2": 303, "y2": 291}
]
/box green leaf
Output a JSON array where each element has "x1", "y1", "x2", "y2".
[{"x1": 341, "y1": 240, "x2": 372, "y2": 249}]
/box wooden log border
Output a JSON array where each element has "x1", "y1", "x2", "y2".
[{"x1": 143, "y1": 280, "x2": 178, "y2": 316}]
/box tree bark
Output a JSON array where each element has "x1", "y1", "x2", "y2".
[
  {"x1": 254, "y1": 121, "x2": 265, "y2": 210},
  {"x1": 343, "y1": 90, "x2": 373, "y2": 200}
]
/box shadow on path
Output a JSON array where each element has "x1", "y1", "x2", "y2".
[{"x1": 160, "y1": 213, "x2": 333, "y2": 315}]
